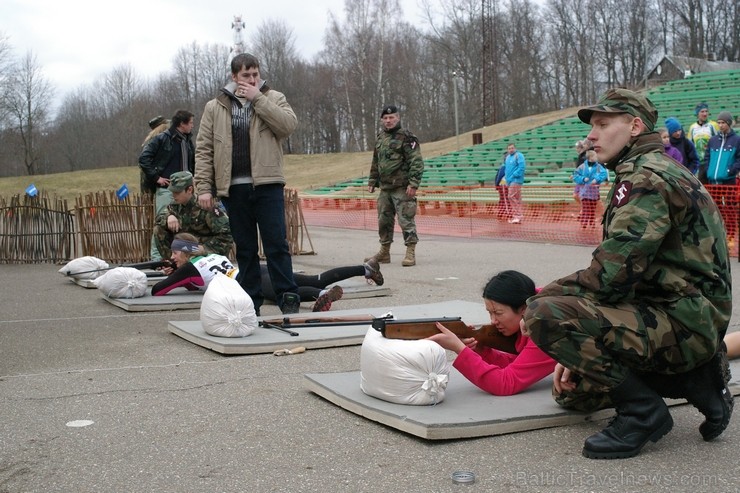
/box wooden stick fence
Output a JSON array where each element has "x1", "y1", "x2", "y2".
[
  {"x1": 75, "y1": 192, "x2": 154, "y2": 264},
  {"x1": 0, "y1": 188, "x2": 314, "y2": 264},
  {"x1": 0, "y1": 194, "x2": 75, "y2": 264}
]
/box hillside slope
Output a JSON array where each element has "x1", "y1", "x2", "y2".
[{"x1": 0, "y1": 108, "x2": 577, "y2": 204}]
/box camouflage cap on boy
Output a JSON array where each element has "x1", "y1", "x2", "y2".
[
  {"x1": 577, "y1": 88, "x2": 658, "y2": 131},
  {"x1": 168, "y1": 171, "x2": 193, "y2": 192}
]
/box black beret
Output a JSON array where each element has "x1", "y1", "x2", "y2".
[{"x1": 380, "y1": 105, "x2": 398, "y2": 117}]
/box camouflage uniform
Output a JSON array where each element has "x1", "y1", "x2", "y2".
[
  {"x1": 153, "y1": 174, "x2": 233, "y2": 260},
  {"x1": 368, "y1": 121, "x2": 424, "y2": 246},
  {"x1": 525, "y1": 92, "x2": 732, "y2": 412}
]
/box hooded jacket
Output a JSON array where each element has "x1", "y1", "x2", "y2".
[
  {"x1": 703, "y1": 128, "x2": 740, "y2": 185},
  {"x1": 195, "y1": 81, "x2": 297, "y2": 197}
]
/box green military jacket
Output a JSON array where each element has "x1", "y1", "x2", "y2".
[
  {"x1": 533, "y1": 133, "x2": 732, "y2": 344},
  {"x1": 156, "y1": 195, "x2": 233, "y2": 256},
  {"x1": 368, "y1": 124, "x2": 424, "y2": 190}
]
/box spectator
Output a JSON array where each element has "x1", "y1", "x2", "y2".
[
  {"x1": 572, "y1": 150, "x2": 607, "y2": 228},
  {"x1": 194, "y1": 52, "x2": 300, "y2": 316},
  {"x1": 494, "y1": 153, "x2": 510, "y2": 220},
  {"x1": 139, "y1": 115, "x2": 170, "y2": 196},
  {"x1": 665, "y1": 117, "x2": 700, "y2": 174},
  {"x1": 504, "y1": 143, "x2": 526, "y2": 224},
  {"x1": 702, "y1": 111, "x2": 740, "y2": 242},
  {"x1": 139, "y1": 110, "x2": 196, "y2": 261},
  {"x1": 365, "y1": 105, "x2": 425, "y2": 267},
  {"x1": 658, "y1": 127, "x2": 684, "y2": 164},
  {"x1": 688, "y1": 102, "x2": 720, "y2": 180}
]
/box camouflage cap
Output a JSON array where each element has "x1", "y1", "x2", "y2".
[
  {"x1": 577, "y1": 88, "x2": 658, "y2": 131},
  {"x1": 168, "y1": 171, "x2": 193, "y2": 192},
  {"x1": 380, "y1": 105, "x2": 398, "y2": 117}
]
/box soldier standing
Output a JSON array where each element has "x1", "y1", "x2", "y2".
[
  {"x1": 524, "y1": 89, "x2": 733, "y2": 459},
  {"x1": 153, "y1": 172, "x2": 233, "y2": 260},
  {"x1": 365, "y1": 105, "x2": 424, "y2": 267}
]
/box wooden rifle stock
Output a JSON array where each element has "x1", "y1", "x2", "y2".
[{"x1": 372, "y1": 317, "x2": 518, "y2": 354}]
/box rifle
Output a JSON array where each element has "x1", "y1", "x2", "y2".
[
  {"x1": 372, "y1": 316, "x2": 519, "y2": 354},
  {"x1": 258, "y1": 313, "x2": 392, "y2": 337},
  {"x1": 258, "y1": 313, "x2": 518, "y2": 353},
  {"x1": 66, "y1": 259, "x2": 174, "y2": 277}
]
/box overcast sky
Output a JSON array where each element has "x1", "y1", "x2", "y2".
[{"x1": 2, "y1": 0, "x2": 424, "y2": 99}]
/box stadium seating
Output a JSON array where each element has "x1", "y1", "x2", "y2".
[{"x1": 305, "y1": 69, "x2": 740, "y2": 195}]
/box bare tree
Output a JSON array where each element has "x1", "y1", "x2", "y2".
[{"x1": 1, "y1": 51, "x2": 52, "y2": 175}]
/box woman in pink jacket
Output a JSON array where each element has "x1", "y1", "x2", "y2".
[{"x1": 428, "y1": 270, "x2": 555, "y2": 395}]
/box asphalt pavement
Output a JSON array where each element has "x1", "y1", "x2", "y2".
[{"x1": 1, "y1": 226, "x2": 738, "y2": 493}]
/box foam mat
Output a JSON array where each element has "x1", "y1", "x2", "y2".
[{"x1": 304, "y1": 362, "x2": 740, "y2": 440}]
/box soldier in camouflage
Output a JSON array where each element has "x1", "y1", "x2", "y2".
[
  {"x1": 153, "y1": 171, "x2": 233, "y2": 260},
  {"x1": 366, "y1": 105, "x2": 424, "y2": 267},
  {"x1": 524, "y1": 89, "x2": 733, "y2": 460}
]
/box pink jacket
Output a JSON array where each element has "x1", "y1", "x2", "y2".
[{"x1": 453, "y1": 332, "x2": 555, "y2": 396}]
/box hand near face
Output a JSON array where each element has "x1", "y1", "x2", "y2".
[{"x1": 238, "y1": 82, "x2": 259, "y2": 101}]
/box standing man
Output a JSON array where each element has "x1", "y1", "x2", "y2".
[
  {"x1": 688, "y1": 102, "x2": 719, "y2": 181},
  {"x1": 194, "y1": 53, "x2": 300, "y2": 315},
  {"x1": 153, "y1": 171, "x2": 233, "y2": 261},
  {"x1": 703, "y1": 111, "x2": 740, "y2": 242},
  {"x1": 366, "y1": 105, "x2": 424, "y2": 267},
  {"x1": 504, "y1": 143, "x2": 526, "y2": 224},
  {"x1": 139, "y1": 110, "x2": 196, "y2": 261},
  {"x1": 525, "y1": 89, "x2": 733, "y2": 460}
]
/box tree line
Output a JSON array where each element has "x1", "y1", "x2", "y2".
[{"x1": 0, "y1": 0, "x2": 737, "y2": 177}]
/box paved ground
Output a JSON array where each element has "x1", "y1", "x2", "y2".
[{"x1": 1, "y1": 227, "x2": 739, "y2": 493}]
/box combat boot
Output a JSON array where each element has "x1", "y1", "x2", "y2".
[
  {"x1": 365, "y1": 243, "x2": 391, "y2": 264},
  {"x1": 639, "y1": 342, "x2": 733, "y2": 441},
  {"x1": 401, "y1": 244, "x2": 416, "y2": 267},
  {"x1": 582, "y1": 371, "x2": 673, "y2": 459}
]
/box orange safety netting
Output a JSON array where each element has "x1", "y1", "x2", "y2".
[{"x1": 299, "y1": 184, "x2": 740, "y2": 257}]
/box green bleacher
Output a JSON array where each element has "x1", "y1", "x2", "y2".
[{"x1": 306, "y1": 69, "x2": 740, "y2": 194}]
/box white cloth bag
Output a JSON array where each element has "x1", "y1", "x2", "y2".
[{"x1": 360, "y1": 327, "x2": 450, "y2": 405}]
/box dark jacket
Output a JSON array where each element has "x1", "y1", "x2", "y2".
[
  {"x1": 668, "y1": 134, "x2": 700, "y2": 175},
  {"x1": 139, "y1": 128, "x2": 195, "y2": 193}
]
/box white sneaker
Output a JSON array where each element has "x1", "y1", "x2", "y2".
[{"x1": 508, "y1": 218, "x2": 521, "y2": 224}]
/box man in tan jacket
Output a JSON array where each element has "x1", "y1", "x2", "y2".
[{"x1": 194, "y1": 53, "x2": 299, "y2": 315}]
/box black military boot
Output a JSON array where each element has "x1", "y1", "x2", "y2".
[
  {"x1": 582, "y1": 372, "x2": 673, "y2": 459},
  {"x1": 682, "y1": 343, "x2": 733, "y2": 441},
  {"x1": 640, "y1": 343, "x2": 733, "y2": 441}
]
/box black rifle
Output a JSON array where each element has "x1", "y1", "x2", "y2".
[{"x1": 66, "y1": 259, "x2": 174, "y2": 277}]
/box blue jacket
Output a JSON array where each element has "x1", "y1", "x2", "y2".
[
  {"x1": 573, "y1": 161, "x2": 608, "y2": 200},
  {"x1": 703, "y1": 129, "x2": 740, "y2": 185},
  {"x1": 504, "y1": 151, "x2": 526, "y2": 185}
]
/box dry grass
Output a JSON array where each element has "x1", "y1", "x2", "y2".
[{"x1": 0, "y1": 108, "x2": 577, "y2": 204}]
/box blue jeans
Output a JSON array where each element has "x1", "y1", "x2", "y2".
[{"x1": 221, "y1": 183, "x2": 298, "y2": 311}]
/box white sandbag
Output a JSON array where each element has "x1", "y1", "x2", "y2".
[
  {"x1": 93, "y1": 267, "x2": 148, "y2": 298},
  {"x1": 200, "y1": 274, "x2": 258, "y2": 338},
  {"x1": 360, "y1": 327, "x2": 450, "y2": 405},
  {"x1": 58, "y1": 256, "x2": 109, "y2": 279}
]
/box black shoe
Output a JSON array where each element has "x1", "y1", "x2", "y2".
[
  {"x1": 691, "y1": 343, "x2": 733, "y2": 441},
  {"x1": 582, "y1": 372, "x2": 673, "y2": 460},
  {"x1": 281, "y1": 292, "x2": 300, "y2": 314},
  {"x1": 640, "y1": 343, "x2": 733, "y2": 441}
]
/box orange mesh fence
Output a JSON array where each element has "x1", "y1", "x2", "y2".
[{"x1": 300, "y1": 184, "x2": 740, "y2": 257}]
